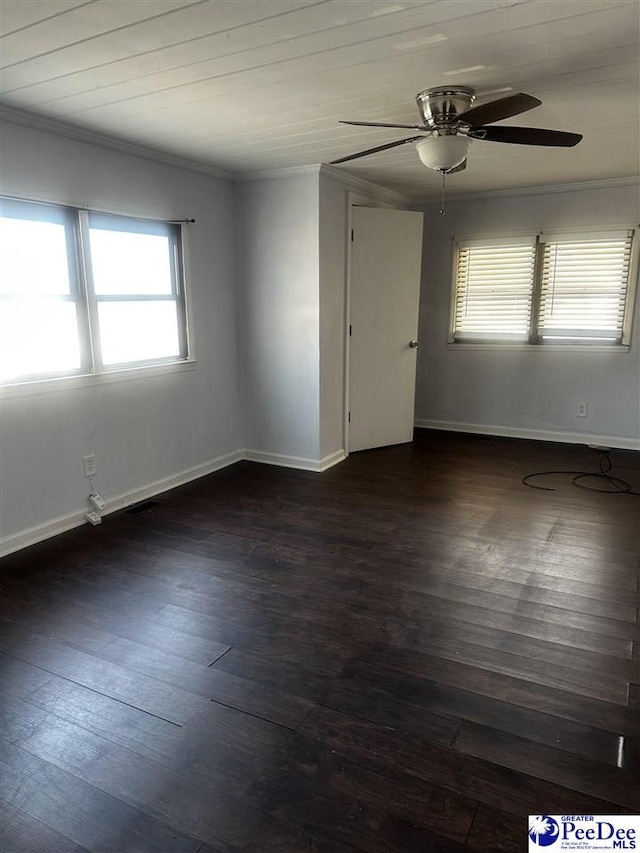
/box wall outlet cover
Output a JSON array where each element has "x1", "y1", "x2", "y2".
[
  {"x1": 576, "y1": 402, "x2": 589, "y2": 418},
  {"x1": 83, "y1": 454, "x2": 97, "y2": 478}
]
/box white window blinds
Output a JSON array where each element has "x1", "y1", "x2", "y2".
[
  {"x1": 537, "y1": 230, "x2": 634, "y2": 344},
  {"x1": 452, "y1": 240, "x2": 536, "y2": 341}
]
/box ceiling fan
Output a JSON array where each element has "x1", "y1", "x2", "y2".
[{"x1": 330, "y1": 86, "x2": 583, "y2": 174}]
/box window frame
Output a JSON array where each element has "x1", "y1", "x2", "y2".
[
  {"x1": 0, "y1": 197, "x2": 190, "y2": 387},
  {"x1": 449, "y1": 226, "x2": 639, "y2": 351}
]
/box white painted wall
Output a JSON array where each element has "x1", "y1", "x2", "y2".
[
  {"x1": 235, "y1": 173, "x2": 321, "y2": 464},
  {"x1": 415, "y1": 182, "x2": 640, "y2": 447},
  {"x1": 0, "y1": 120, "x2": 242, "y2": 552}
]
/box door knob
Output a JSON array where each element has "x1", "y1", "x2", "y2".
[{"x1": 409, "y1": 340, "x2": 419, "y2": 348}]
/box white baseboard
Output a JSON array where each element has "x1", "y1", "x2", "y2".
[
  {"x1": 243, "y1": 448, "x2": 346, "y2": 472},
  {"x1": 318, "y1": 449, "x2": 347, "y2": 471},
  {"x1": 0, "y1": 511, "x2": 89, "y2": 560},
  {"x1": 102, "y1": 450, "x2": 246, "y2": 516},
  {"x1": 0, "y1": 450, "x2": 244, "y2": 559},
  {"x1": 414, "y1": 418, "x2": 640, "y2": 451},
  {"x1": 0, "y1": 447, "x2": 349, "y2": 558}
]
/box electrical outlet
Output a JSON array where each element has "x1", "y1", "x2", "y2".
[
  {"x1": 83, "y1": 454, "x2": 97, "y2": 478},
  {"x1": 85, "y1": 510, "x2": 102, "y2": 526},
  {"x1": 576, "y1": 402, "x2": 589, "y2": 418}
]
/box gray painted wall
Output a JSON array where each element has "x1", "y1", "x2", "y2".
[
  {"x1": 415, "y1": 182, "x2": 640, "y2": 447},
  {"x1": 235, "y1": 173, "x2": 321, "y2": 463},
  {"x1": 0, "y1": 120, "x2": 241, "y2": 548}
]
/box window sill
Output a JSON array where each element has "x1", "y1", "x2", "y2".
[
  {"x1": 0, "y1": 359, "x2": 198, "y2": 399},
  {"x1": 446, "y1": 343, "x2": 631, "y2": 353}
]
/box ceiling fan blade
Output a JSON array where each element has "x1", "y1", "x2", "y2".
[
  {"x1": 339, "y1": 120, "x2": 427, "y2": 130},
  {"x1": 330, "y1": 136, "x2": 422, "y2": 164},
  {"x1": 457, "y1": 93, "x2": 541, "y2": 127},
  {"x1": 469, "y1": 125, "x2": 582, "y2": 147},
  {"x1": 446, "y1": 158, "x2": 467, "y2": 174}
]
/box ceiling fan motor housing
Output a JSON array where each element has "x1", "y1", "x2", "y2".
[{"x1": 415, "y1": 86, "x2": 475, "y2": 130}]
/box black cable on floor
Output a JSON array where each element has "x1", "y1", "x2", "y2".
[{"x1": 522, "y1": 448, "x2": 640, "y2": 494}]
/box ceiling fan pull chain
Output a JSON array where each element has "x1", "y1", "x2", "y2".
[{"x1": 440, "y1": 171, "x2": 446, "y2": 216}]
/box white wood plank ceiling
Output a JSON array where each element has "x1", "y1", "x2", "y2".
[{"x1": 0, "y1": 0, "x2": 638, "y2": 199}]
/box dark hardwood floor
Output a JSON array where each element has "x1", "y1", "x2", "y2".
[{"x1": 1, "y1": 430, "x2": 639, "y2": 852}]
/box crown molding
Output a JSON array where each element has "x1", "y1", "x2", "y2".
[
  {"x1": 412, "y1": 175, "x2": 640, "y2": 205},
  {"x1": 320, "y1": 164, "x2": 412, "y2": 206},
  {"x1": 234, "y1": 163, "x2": 412, "y2": 207},
  {"x1": 0, "y1": 104, "x2": 233, "y2": 181},
  {"x1": 235, "y1": 164, "x2": 322, "y2": 182}
]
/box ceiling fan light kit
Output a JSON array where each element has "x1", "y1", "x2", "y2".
[
  {"x1": 416, "y1": 134, "x2": 470, "y2": 172},
  {"x1": 331, "y1": 85, "x2": 582, "y2": 174}
]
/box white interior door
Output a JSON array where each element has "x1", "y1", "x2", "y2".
[{"x1": 348, "y1": 206, "x2": 423, "y2": 453}]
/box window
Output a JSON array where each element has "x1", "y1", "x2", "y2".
[
  {"x1": 451, "y1": 228, "x2": 637, "y2": 347},
  {"x1": 537, "y1": 231, "x2": 634, "y2": 344},
  {"x1": 0, "y1": 198, "x2": 188, "y2": 384},
  {"x1": 453, "y1": 238, "x2": 536, "y2": 342}
]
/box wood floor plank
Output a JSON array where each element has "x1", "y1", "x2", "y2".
[
  {"x1": 381, "y1": 606, "x2": 632, "y2": 658},
  {"x1": 23, "y1": 676, "x2": 275, "y2": 793},
  {"x1": 376, "y1": 814, "x2": 469, "y2": 853},
  {"x1": 1, "y1": 431, "x2": 638, "y2": 852},
  {"x1": 246, "y1": 754, "x2": 477, "y2": 852},
  {"x1": 297, "y1": 705, "x2": 622, "y2": 818},
  {"x1": 453, "y1": 720, "x2": 640, "y2": 810},
  {"x1": 0, "y1": 653, "x2": 52, "y2": 700},
  {"x1": 23, "y1": 676, "x2": 185, "y2": 757},
  {"x1": 465, "y1": 805, "x2": 523, "y2": 852},
  {"x1": 0, "y1": 800, "x2": 92, "y2": 853},
  {"x1": 359, "y1": 571, "x2": 639, "y2": 627},
  {"x1": 375, "y1": 626, "x2": 631, "y2": 704},
  {"x1": 4, "y1": 707, "x2": 252, "y2": 846},
  {"x1": 343, "y1": 653, "x2": 640, "y2": 735},
  {"x1": 95, "y1": 637, "x2": 314, "y2": 729},
  {"x1": 0, "y1": 612, "x2": 115, "y2": 656},
  {"x1": 0, "y1": 576, "x2": 232, "y2": 667},
  {"x1": 378, "y1": 616, "x2": 637, "y2": 681},
  {"x1": 208, "y1": 647, "x2": 340, "y2": 702},
  {"x1": 3, "y1": 722, "x2": 317, "y2": 853},
  {"x1": 0, "y1": 740, "x2": 201, "y2": 853},
  {"x1": 322, "y1": 672, "x2": 623, "y2": 765},
  {"x1": 1, "y1": 634, "x2": 208, "y2": 725}
]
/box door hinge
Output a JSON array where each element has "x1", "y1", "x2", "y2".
[
  {"x1": 351, "y1": 229, "x2": 354, "y2": 242},
  {"x1": 348, "y1": 412, "x2": 351, "y2": 423},
  {"x1": 349, "y1": 324, "x2": 352, "y2": 336}
]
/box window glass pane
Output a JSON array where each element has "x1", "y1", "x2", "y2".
[
  {"x1": 89, "y1": 229, "x2": 173, "y2": 296},
  {"x1": 98, "y1": 301, "x2": 180, "y2": 366},
  {"x1": 0, "y1": 218, "x2": 71, "y2": 296},
  {"x1": 0, "y1": 300, "x2": 81, "y2": 381}
]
